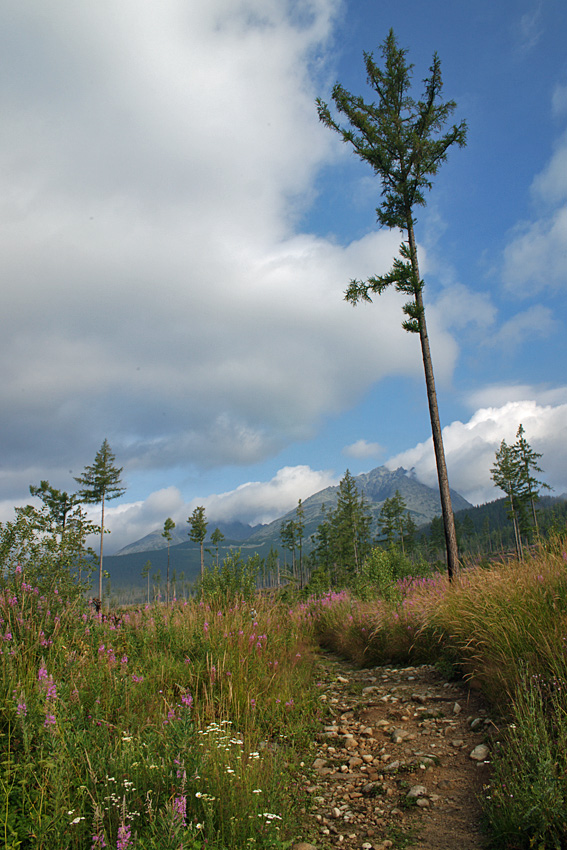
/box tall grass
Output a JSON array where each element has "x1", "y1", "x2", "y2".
[
  {"x1": 306, "y1": 535, "x2": 567, "y2": 849},
  {"x1": 0, "y1": 569, "x2": 319, "y2": 849}
]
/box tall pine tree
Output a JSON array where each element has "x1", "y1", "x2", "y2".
[
  {"x1": 328, "y1": 470, "x2": 372, "y2": 582},
  {"x1": 317, "y1": 30, "x2": 466, "y2": 579}
]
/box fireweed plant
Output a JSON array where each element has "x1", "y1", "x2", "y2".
[{"x1": 0, "y1": 570, "x2": 320, "y2": 849}]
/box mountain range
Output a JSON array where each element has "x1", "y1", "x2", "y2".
[{"x1": 104, "y1": 465, "x2": 471, "y2": 589}]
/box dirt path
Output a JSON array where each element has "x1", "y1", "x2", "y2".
[{"x1": 294, "y1": 654, "x2": 497, "y2": 850}]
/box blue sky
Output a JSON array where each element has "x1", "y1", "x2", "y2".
[{"x1": 1, "y1": 0, "x2": 566, "y2": 552}]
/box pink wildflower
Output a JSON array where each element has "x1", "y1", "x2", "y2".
[{"x1": 116, "y1": 822, "x2": 131, "y2": 850}]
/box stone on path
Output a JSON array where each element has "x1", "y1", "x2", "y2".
[{"x1": 469, "y1": 744, "x2": 490, "y2": 761}]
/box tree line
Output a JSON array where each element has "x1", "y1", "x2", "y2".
[{"x1": 0, "y1": 421, "x2": 557, "y2": 609}]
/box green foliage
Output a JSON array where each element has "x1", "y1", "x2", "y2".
[
  {"x1": 188, "y1": 506, "x2": 208, "y2": 577},
  {"x1": 332, "y1": 470, "x2": 373, "y2": 579},
  {"x1": 29, "y1": 480, "x2": 79, "y2": 531},
  {"x1": 187, "y1": 507, "x2": 208, "y2": 545},
  {"x1": 353, "y1": 546, "x2": 431, "y2": 602},
  {"x1": 0, "y1": 502, "x2": 98, "y2": 602},
  {"x1": 207, "y1": 527, "x2": 225, "y2": 569},
  {"x1": 197, "y1": 548, "x2": 261, "y2": 606},
  {"x1": 74, "y1": 439, "x2": 126, "y2": 506},
  {"x1": 485, "y1": 671, "x2": 567, "y2": 849},
  {"x1": 491, "y1": 425, "x2": 551, "y2": 558},
  {"x1": 316, "y1": 29, "x2": 467, "y2": 235},
  {"x1": 379, "y1": 490, "x2": 412, "y2": 551}
]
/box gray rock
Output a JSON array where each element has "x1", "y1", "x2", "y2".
[
  {"x1": 407, "y1": 784, "x2": 427, "y2": 798},
  {"x1": 469, "y1": 744, "x2": 490, "y2": 761}
]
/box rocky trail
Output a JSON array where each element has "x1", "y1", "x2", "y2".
[{"x1": 293, "y1": 654, "x2": 497, "y2": 850}]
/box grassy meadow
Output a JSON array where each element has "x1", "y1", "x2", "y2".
[{"x1": 2, "y1": 536, "x2": 567, "y2": 848}]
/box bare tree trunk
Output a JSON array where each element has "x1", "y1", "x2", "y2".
[
  {"x1": 99, "y1": 493, "x2": 105, "y2": 609},
  {"x1": 166, "y1": 544, "x2": 170, "y2": 606},
  {"x1": 407, "y1": 222, "x2": 459, "y2": 580}
]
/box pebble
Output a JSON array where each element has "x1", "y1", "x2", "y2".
[
  {"x1": 300, "y1": 659, "x2": 491, "y2": 850},
  {"x1": 470, "y1": 744, "x2": 490, "y2": 761},
  {"x1": 407, "y1": 784, "x2": 427, "y2": 798}
]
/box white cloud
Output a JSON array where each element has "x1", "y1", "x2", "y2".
[
  {"x1": 552, "y1": 83, "x2": 567, "y2": 118},
  {"x1": 502, "y1": 205, "x2": 567, "y2": 294},
  {"x1": 386, "y1": 396, "x2": 567, "y2": 505},
  {"x1": 502, "y1": 126, "x2": 567, "y2": 293},
  {"x1": 514, "y1": 3, "x2": 544, "y2": 53},
  {"x1": 1, "y1": 0, "x2": 462, "y2": 503},
  {"x1": 429, "y1": 283, "x2": 497, "y2": 332},
  {"x1": 531, "y1": 130, "x2": 567, "y2": 206},
  {"x1": 466, "y1": 383, "x2": 567, "y2": 409},
  {"x1": 101, "y1": 465, "x2": 338, "y2": 552},
  {"x1": 486, "y1": 305, "x2": 559, "y2": 350},
  {"x1": 343, "y1": 439, "x2": 383, "y2": 459}
]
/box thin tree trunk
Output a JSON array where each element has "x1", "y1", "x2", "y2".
[
  {"x1": 407, "y1": 222, "x2": 459, "y2": 579},
  {"x1": 99, "y1": 493, "x2": 105, "y2": 609},
  {"x1": 167, "y1": 545, "x2": 170, "y2": 606}
]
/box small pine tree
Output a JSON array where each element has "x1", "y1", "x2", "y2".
[
  {"x1": 491, "y1": 439, "x2": 524, "y2": 560},
  {"x1": 162, "y1": 517, "x2": 176, "y2": 605},
  {"x1": 188, "y1": 506, "x2": 208, "y2": 577},
  {"x1": 210, "y1": 527, "x2": 225, "y2": 568},
  {"x1": 327, "y1": 470, "x2": 373, "y2": 581},
  {"x1": 74, "y1": 439, "x2": 125, "y2": 607},
  {"x1": 379, "y1": 490, "x2": 409, "y2": 552},
  {"x1": 512, "y1": 425, "x2": 551, "y2": 539}
]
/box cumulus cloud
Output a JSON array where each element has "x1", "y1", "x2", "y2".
[
  {"x1": 100, "y1": 465, "x2": 338, "y2": 553},
  {"x1": 386, "y1": 395, "x2": 567, "y2": 505},
  {"x1": 1, "y1": 0, "x2": 456, "y2": 503}
]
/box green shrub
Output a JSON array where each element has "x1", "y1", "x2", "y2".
[{"x1": 197, "y1": 549, "x2": 260, "y2": 606}]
